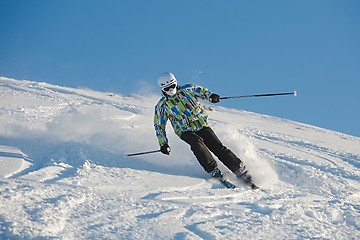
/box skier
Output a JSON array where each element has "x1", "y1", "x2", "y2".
[{"x1": 153, "y1": 72, "x2": 258, "y2": 189}]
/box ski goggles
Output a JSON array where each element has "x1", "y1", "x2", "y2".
[{"x1": 163, "y1": 83, "x2": 177, "y2": 92}]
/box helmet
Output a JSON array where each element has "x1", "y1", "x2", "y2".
[
  {"x1": 157, "y1": 72, "x2": 177, "y2": 89},
  {"x1": 157, "y1": 72, "x2": 178, "y2": 96}
]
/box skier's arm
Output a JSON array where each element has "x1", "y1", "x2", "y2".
[
  {"x1": 186, "y1": 84, "x2": 215, "y2": 101},
  {"x1": 154, "y1": 104, "x2": 169, "y2": 146}
]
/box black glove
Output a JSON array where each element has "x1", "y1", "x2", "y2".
[
  {"x1": 160, "y1": 144, "x2": 171, "y2": 155},
  {"x1": 209, "y1": 93, "x2": 220, "y2": 103}
]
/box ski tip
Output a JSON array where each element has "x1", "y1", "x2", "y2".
[
  {"x1": 223, "y1": 181, "x2": 236, "y2": 189},
  {"x1": 251, "y1": 183, "x2": 260, "y2": 190}
]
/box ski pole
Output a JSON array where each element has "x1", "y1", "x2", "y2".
[
  {"x1": 126, "y1": 149, "x2": 161, "y2": 157},
  {"x1": 220, "y1": 90, "x2": 298, "y2": 100}
]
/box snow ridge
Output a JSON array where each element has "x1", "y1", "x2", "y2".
[{"x1": 0, "y1": 77, "x2": 359, "y2": 239}]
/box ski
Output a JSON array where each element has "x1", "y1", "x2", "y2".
[
  {"x1": 251, "y1": 183, "x2": 260, "y2": 190},
  {"x1": 215, "y1": 177, "x2": 260, "y2": 190},
  {"x1": 216, "y1": 176, "x2": 236, "y2": 189}
]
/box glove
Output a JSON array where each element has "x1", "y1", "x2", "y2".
[
  {"x1": 160, "y1": 144, "x2": 171, "y2": 155},
  {"x1": 209, "y1": 93, "x2": 220, "y2": 103}
]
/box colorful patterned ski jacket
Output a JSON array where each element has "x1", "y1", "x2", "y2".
[{"x1": 154, "y1": 84, "x2": 214, "y2": 146}]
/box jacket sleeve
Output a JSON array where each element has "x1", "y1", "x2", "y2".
[
  {"x1": 154, "y1": 103, "x2": 169, "y2": 146},
  {"x1": 186, "y1": 84, "x2": 213, "y2": 101}
]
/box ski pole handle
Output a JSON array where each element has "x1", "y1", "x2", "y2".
[
  {"x1": 220, "y1": 91, "x2": 298, "y2": 100},
  {"x1": 126, "y1": 150, "x2": 161, "y2": 157}
]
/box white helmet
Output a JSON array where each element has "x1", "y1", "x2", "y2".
[{"x1": 157, "y1": 72, "x2": 178, "y2": 96}]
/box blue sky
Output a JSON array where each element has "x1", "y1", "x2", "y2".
[{"x1": 1, "y1": 0, "x2": 359, "y2": 136}]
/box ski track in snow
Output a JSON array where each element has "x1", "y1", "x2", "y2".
[{"x1": 0, "y1": 77, "x2": 359, "y2": 239}]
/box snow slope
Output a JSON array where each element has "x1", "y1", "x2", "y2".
[{"x1": 0, "y1": 77, "x2": 359, "y2": 239}]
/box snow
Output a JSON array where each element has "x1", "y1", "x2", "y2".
[
  {"x1": 0, "y1": 76, "x2": 359, "y2": 239},
  {"x1": 0, "y1": 145, "x2": 31, "y2": 178}
]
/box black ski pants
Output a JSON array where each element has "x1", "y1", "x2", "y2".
[{"x1": 180, "y1": 127, "x2": 242, "y2": 173}]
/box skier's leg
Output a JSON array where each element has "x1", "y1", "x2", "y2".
[
  {"x1": 181, "y1": 131, "x2": 217, "y2": 173},
  {"x1": 197, "y1": 127, "x2": 244, "y2": 173},
  {"x1": 197, "y1": 128, "x2": 258, "y2": 188}
]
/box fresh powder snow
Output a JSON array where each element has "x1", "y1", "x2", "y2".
[{"x1": 0, "y1": 77, "x2": 359, "y2": 239}]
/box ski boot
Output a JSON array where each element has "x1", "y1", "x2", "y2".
[
  {"x1": 210, "y1": 167, "x2": 236, "y2": 189},
  {"x1": 210, "y1": 167, "x2": 223, "y2": 178},
  {"x1": 235, "y1": 168, "x2": 259, "y2": 190}
]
